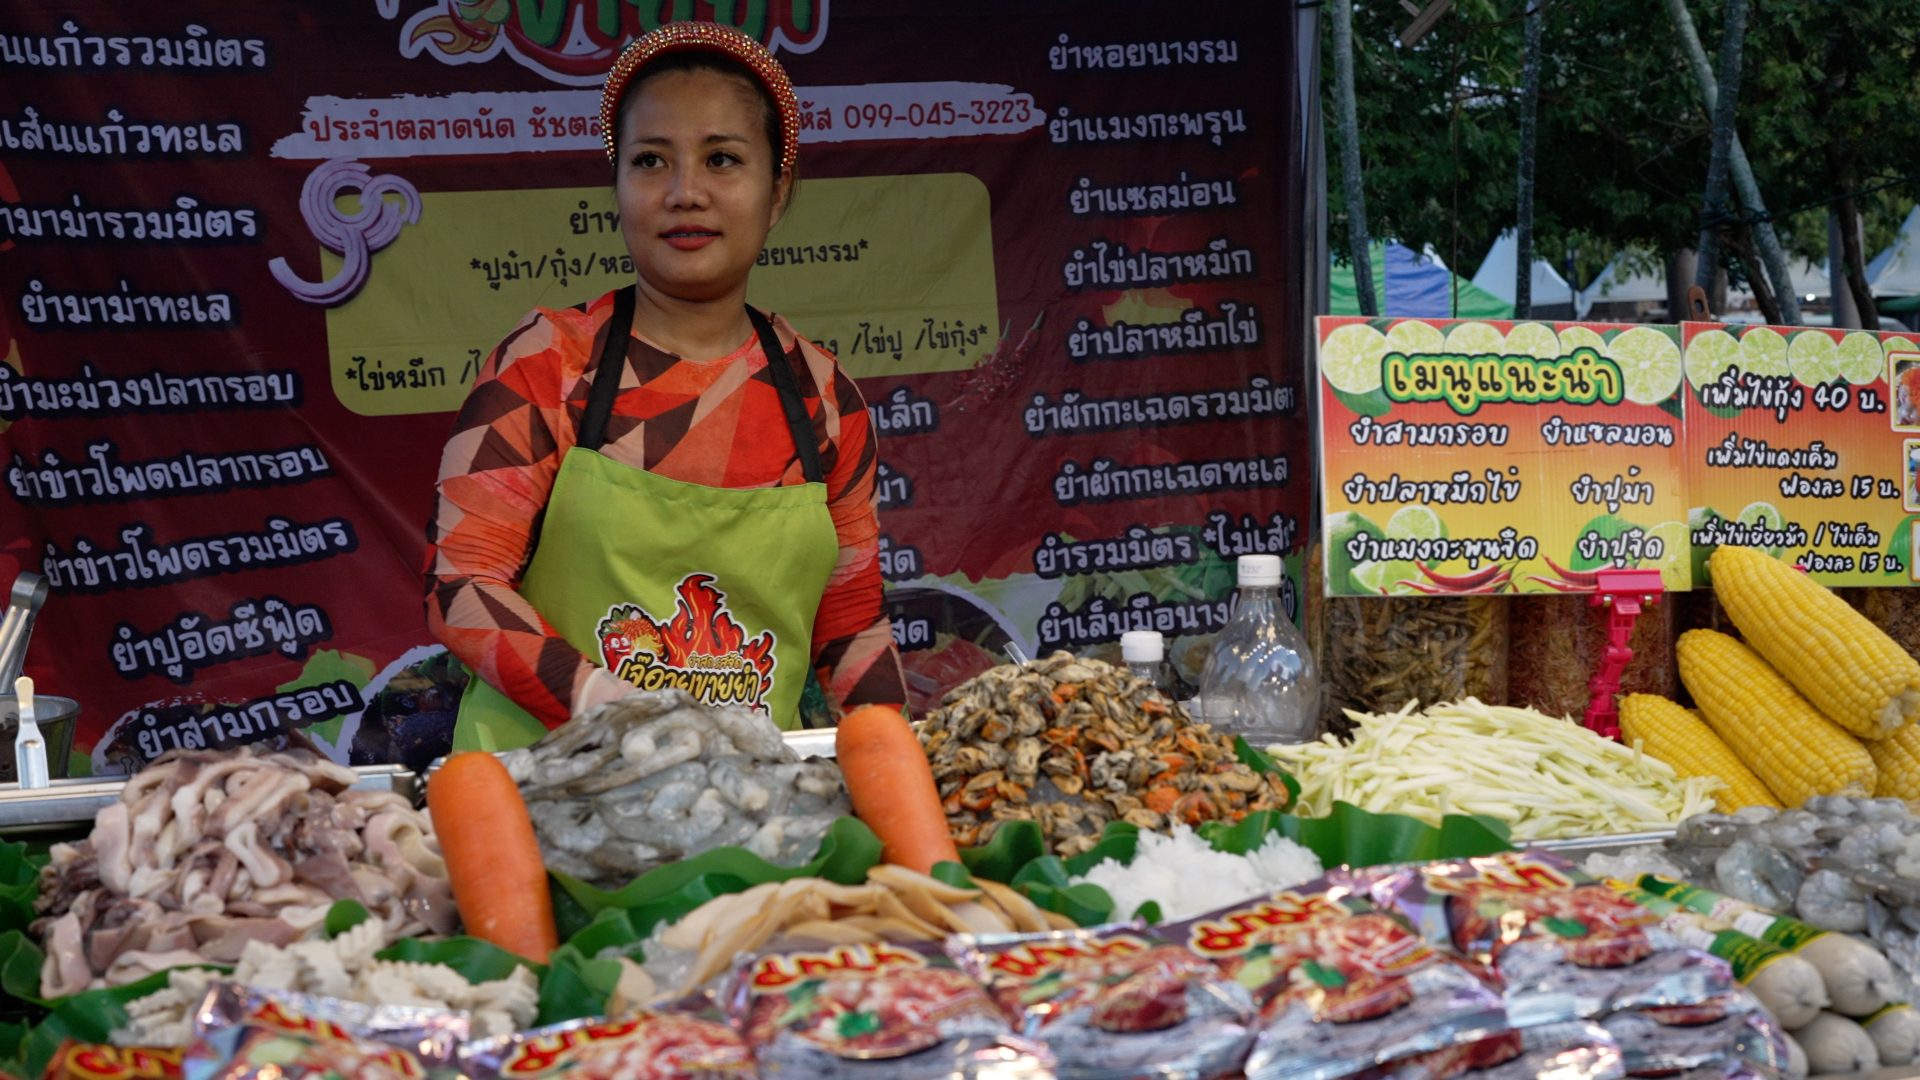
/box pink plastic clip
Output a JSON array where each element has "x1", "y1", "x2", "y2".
[{"x1": 1584, "y1": 567, "x2": 1666, "y2": 741}]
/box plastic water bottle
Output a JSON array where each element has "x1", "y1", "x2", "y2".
[
  {"x1": 1199, "y1": 554, "x2": 1321, "y2": 745},
  {"x1": 1120, "y1": 630, "x2": 1193, "y2": 701}
]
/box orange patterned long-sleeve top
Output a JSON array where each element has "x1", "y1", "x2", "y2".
[{"x1": 425, "y1": 288, "x2": 906, "y2": 729}]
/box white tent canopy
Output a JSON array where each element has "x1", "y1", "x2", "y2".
[
  {"x1": 1575, "y1": 254, "x2": 1666, "y2": 316},
  {"x1": 1469, "y1": 231, "x2": 1575, "y2": 308},
  {"x1": 1869, "y1": 205, "x2": 1920, "y2": 298},
  {"x1": 1730, "y1": 257, "x2": 1828, "y2": 307},
  {"x1": 1578, "y1": 251, "x2": 1832, "y2": 317}
]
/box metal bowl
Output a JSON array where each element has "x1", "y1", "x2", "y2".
[{"x1": 1, "y1": 694, "x2": 80, "y2": 783}]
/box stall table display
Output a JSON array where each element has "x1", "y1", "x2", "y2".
[{"x1": 8, "y1": 544, "x2": 1920, "y2": 1080}]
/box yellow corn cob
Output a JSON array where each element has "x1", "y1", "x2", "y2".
[
  {"x1": 1869, "y1": 722, "x2": 1920, "y2": 799},
  {"x1": 1676, "y1": 629, "x2": 1877, "y2": 804},
  {"x1": 1618, "y1": 693, "x2": 1782, "y2": 811},
  {"x1": 1710, "y1": 544, "x2": 1920, "y2": 740}
]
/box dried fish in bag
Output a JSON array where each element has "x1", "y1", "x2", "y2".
[{"x1": 1320, "y1": 596, "x2": 1508, "y2": 739}]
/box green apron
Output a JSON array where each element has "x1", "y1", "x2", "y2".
[{"x1": 454, "y1": 287, "x2": 839, "y2": 750}]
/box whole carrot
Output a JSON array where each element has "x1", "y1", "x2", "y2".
[
  {"x1": 426, "y1": 752, "x2": 558, "y2": 962},
  {"x1": 836, "y1": 705, "x2": 961, "y2": 873}
]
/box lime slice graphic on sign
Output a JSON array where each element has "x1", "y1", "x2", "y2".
[
  {"x1": 1737, "y1": 501, "x2": 1788, "y2": 556},
  {"x1": 1506, "y1": 322, "x2": 1561, "y2": 360},
  {"x1": 1688, "y1": 506, "x2": 1725, "y2": 582},
  {"x1": 1558, "y1": 325, "x2": 1605, "y2": 355},
  {"x1": 1642, "y1": 520, "x2": 1691, "y2": 584},
  {"x1": 1886, "y1": 336, "x2": 1919, "y2": 363},
  {"x1": 1352, "y1": 559, "x2": 1419, "y2": 596},
  {"x1": 1685, "y1": 328, "x2": 1743, "y2": 389},
  {"x1": 1836, "y1": 332, "x2": 1884, "y2": 384},
  {"x1": 1321, "y1": 323, "x2": 1389, "y2": 395},
  {"x1": 1445, "y1": 322, "x2": 1506, "y2": 357},
  {"x1": 1788, "y1": 331, "x2": 1841, "y2": 387},
  {"x1": 1386, "y1": 319, "x2": 1445, "y2": 357},
  {"x1": 1608, "y1": 326, "x2": 1684, "y2": 404},
  {"x1": 1738, "y1": 326, "x2": 1791, "y2": 377},
  {"x1": 1387, "y1": 504, "x2": 1446, "y2": 541},
  {"x1": 1325, "y1": 511, "x2": 1384, "y2": 594}
]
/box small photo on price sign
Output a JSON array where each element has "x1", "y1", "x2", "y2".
[{"x1": 1892, "y1": 348, "x2": 1920, "y2": 431}]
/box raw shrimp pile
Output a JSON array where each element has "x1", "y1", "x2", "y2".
[{"x1": 502, "y1": 690, "x2": 850, "y2": 887}]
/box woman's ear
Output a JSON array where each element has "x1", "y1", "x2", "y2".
[{"x1": 768, "y1": 169, "x2": 796, "y2": 231}]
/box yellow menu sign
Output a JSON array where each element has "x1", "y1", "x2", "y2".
[{"x1": 321, "y1": 173, "x2": 1000, "y2": 416}]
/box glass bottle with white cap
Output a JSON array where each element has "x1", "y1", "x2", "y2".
[{"x1": 1198, "y1": 554, "x2": 1321, "y2": 745}]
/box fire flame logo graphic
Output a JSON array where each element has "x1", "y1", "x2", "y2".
[
  {"x1": 597, "y1": 574, "x2": 778, "y2": 711},
  {"x1": 376, "y1": 1, "x2": 831, "y2": 88}
]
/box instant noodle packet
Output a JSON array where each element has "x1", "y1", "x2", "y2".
[
  {"x1": 1371, "y1": 852, "x2": 1733, "y2": 1019},
  {"x1": 38, "y1": 1043, "x2": 185, "y2": 1080},
  {"x1": 1169, "y1": 876, "x2": 1509, "y2": 1080},
  {"x1": 724, "y1": 939, "x2": 1052, "y2": 1079},
  {"x1": 183, "y1": 1027, "x2": 428, "y2": 1080},
  {"x1": 947, "y1": 923, "x2": 1255, "y2": 1079},
  {"x1": 185, "y1": 982, "x2": 466, "y2": 1078},
  {"x1": 459, "y1": 1003, "x2": 753, "y2": 1079},
  {"x1": 1360, "y1": 1021, "x2": 1624, "y2": 1080},
  {"x1": 1601, "y1": 990, "x2": 1790, "y2": 1078}
]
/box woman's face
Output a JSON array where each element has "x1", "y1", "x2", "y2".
[{"x1": 615, "y1": 68, "x2": 788, "y2": 306}]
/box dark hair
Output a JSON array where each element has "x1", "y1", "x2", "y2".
[{"x1": 612, "y1": 51, "x2": 785, "y2": 184}]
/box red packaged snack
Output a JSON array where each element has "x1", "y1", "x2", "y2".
[
  {"x1": 460, "y1": 1007, "x2": 753, "y2": 1079},
  {"x1": 1601, "y1": 990, "x2": 1789, "y2": 1078},
  {"x1": 1373, "y1": 852, "x2": 1733, "y2": 1019},
  {"x1": 38, "y1": 1043, "x2": 185, "y2": 1080},
  {"x1": 1365, "y1": 1021, "x2": 1624, "y2": 1080},
  {"x1": 948, "y1": 924, "x2": 1255, "y2": 1079},
  {"x1": 1171, "y1": 878, "x2": 1508, "y2": 1080},
  {"x1": 183, "y1": 1026, "x2": 430, "y2": 1080},
  {"x1": 187, "y1": 982, "x2": 465, "y2": 1076},
  {"x1": 725, "y1": 940, "x2": 1051, "y2": 1079}
]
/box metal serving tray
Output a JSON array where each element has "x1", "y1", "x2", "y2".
[
  {"x1": 420, "y1": 727, "x2": 842, "y2": 784},
  {"x1": 0, "y1": 764, "x2": 419, "y2": 836},
  {"x1": 1518, "y1": 829, "x2": 1677, "y2": 860}
]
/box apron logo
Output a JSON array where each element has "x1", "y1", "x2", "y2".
[{"x1": 596, "y1": 573, "x2": 778, "y2": 712}]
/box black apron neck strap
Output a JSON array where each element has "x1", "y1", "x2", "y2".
[
  {"x1": 577, "y1": 285, "x2": 635, "y2": 452},
  {"x1": 748, "y1": 305, "x2": 827, "y2": 486},
  {"x1": 578, "y1": 290, "x2": 825, "y2": 486}
]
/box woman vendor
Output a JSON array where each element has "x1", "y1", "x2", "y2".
[{"x1": 424, "y1": 22, "x2": 905, "y2": 750}]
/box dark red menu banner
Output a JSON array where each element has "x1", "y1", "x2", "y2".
[{"x1": 0, "y1": 1, "x2": 1306, "y2": 773}]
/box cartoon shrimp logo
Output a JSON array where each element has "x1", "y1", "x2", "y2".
[{"x1": 596, "y1": 574, "x2": 779, "y2": 712}]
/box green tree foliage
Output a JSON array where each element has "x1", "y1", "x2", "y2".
[{"x1": 1326, "y1": 0, "x2": 1919, "y2": 294}]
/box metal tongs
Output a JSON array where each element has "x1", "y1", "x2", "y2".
[
  {"x1": 0, "y1": 571, "x2": 49, "y2": 689},
  {"x1": 12, "y1": 675, "x2": 49, "y2": 789}
]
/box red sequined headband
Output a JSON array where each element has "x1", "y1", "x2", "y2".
[{"x1": 599, "y1": 21, "x2": 800, "y2": 175}]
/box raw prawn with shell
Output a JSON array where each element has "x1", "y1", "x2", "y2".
[{"x1": 918, "y1": 652, "x2": 1291, "y2": 856}]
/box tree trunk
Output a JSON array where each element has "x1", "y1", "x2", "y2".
[
  {"x1": 1693, "y1": 0, "x2": 1748, "y2": 293},
  {"x1": 1661, "y1": 0, "x2": 1802, "y2": 324},
  {"x1": 1513, "y1": 2, "x2": 1544, "y2": 318},
  {"x1": 1818, "y1": 16, "x2": 1879, "y2": 330},
  {"x1": 1666, "y1": 249, "x2": 1698, "y2": 321},
  {"x1": 1729, "y1": 227, "x2": 1782, "y2": 326},
  {"x1": 1836, "y1": 193, "x2": 1881, "y2": 329},
  {"x1": 1830, "y1": 211, "x2": 1860, "y2": 329},
  {"x1": 1329, "y1": 0, "x2": 1377, "y2": 316}
]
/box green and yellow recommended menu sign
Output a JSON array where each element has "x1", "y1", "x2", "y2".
[
  {"x1": 1317, "y1": 316, "x2": 1691, "y2": 597},
  {"x1": 1683, "y1": 321, "x2": 1920, "y2": 586}
]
